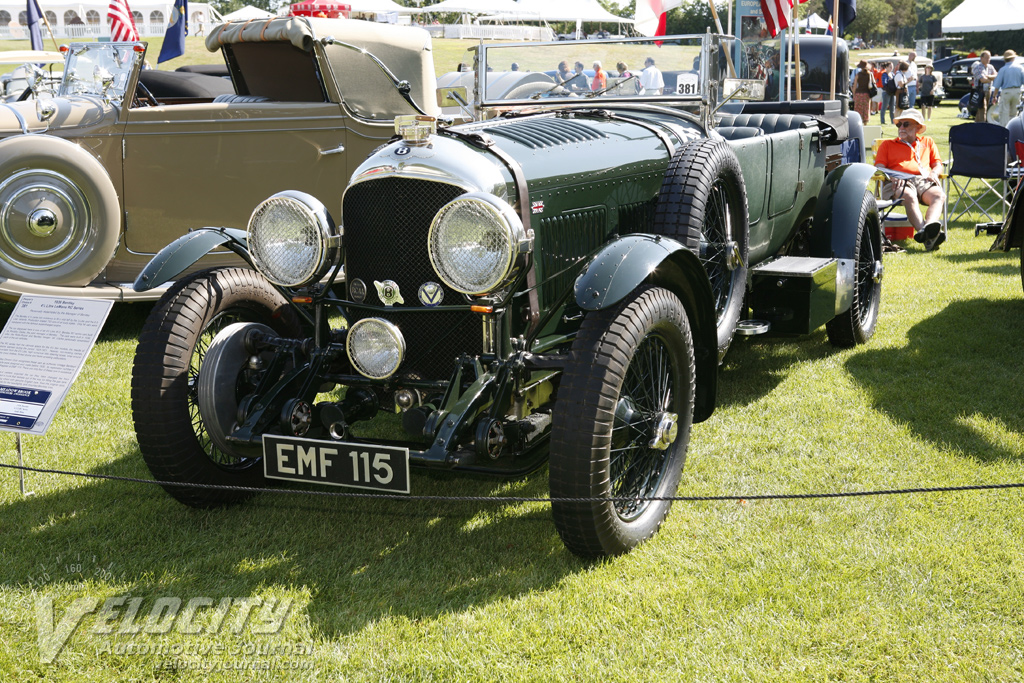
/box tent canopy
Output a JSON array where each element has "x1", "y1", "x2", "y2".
[
  {"x1": 802, "y1": 12, "x2": 830, "y2": 30},
  {"x1": 943, "y1": 0, "x2": 1024, "y2": 32},
  {"x1": 413, "y1": 0, "x2": 522, "y2": 13},
  {"x1": 221, "y1": 5, "x2": 275, "y2": 21},
  {"x1": 481, "y1": 0, "x2": 631, "y2": 24}
]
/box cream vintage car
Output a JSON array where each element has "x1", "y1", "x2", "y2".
[{"x1": 0, "y1": 17, "x2": 438, "y2": 301}]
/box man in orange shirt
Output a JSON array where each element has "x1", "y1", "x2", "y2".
[
  {"x1": 591, "y1": 61, "x2": 607, "y2": 91},
  {"x1": 875, "y1": 109, "x2": 947, "y2": 250}
]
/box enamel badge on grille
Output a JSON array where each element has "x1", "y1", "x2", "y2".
[
  {"x1": 374, "y1": 280, "x2": 404, "y2": 306},
  {"x1": 418, "y1": 282, "x2": 443, "y2": 307},
  {"x1": 349, "y1": 278, "x2": 367, "y2": 303}
]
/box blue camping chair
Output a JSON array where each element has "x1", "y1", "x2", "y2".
[{"x1": 944, "y1": 122, "x2": 1011, "y2": 228}]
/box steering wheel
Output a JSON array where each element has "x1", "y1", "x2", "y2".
[{"x1": 134, "y1": 81, "x2": 159, "y2": 107}]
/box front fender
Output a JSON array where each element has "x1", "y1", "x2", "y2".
[
  {"x1": 133, "y1": 227, "x2": 248, "y2": 292},
  {"x1": 574, "y1": 233, "x2": 718, "y2": 422}
]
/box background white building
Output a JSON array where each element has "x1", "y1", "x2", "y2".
[{"x1": 0, "y1": 0, "x2": 222, "y2": 40}]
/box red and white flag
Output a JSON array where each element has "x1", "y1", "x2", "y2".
[
  {"x1": 761, "y1": 0, "x2": 811, "y2": 38},
  {"x1": 635, "y1": 0, "x2": 684, "y2": 37},
  {"x1": 108, "y1": 0, "x2": 140, "y2": 41}
]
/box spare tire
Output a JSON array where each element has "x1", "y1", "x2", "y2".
[{"x1": 0, "y1": 135, "x2": 120, "y2": 287}]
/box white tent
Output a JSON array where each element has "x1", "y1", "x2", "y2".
[
  {"x1": 943, "y1": 0, "x2": 1024, "y2": 32},
  {"x1": 0, "y1": 0, "x2": 222, "y2": 38},
  {"x1": 506, "y1": 0, "x2": 629, "y2": 23},
  {"x1": 348, "y1": 0, "x2": 412, "y2": 13},
  {"x1": 414, "y1": 0, "x2": 522, "y2": 13},
  {"x1": 801, "y1": 12, "x2": 830, "y2": 31},
  {"x1": 222, "y1": 5, "x2": 275, "y2": 21}
]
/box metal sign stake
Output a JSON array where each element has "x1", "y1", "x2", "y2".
[{"x1": 16, "y1": 432, "x2": 33, "y2": 497}]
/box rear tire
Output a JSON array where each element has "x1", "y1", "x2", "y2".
[
  {"x1": 131, "y1": 267, "x2": 302, "y2": 507},
  {"x1": 653, "y1": 138, "x2": 748, "y2": 360},
  {"x1": 826, "y1": 191, "x2": 882, "y2": 347},
  {"x1": 550, "y1": 285, "x2": 695, "y2": 558}
]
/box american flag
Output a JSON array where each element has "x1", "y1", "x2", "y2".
[
  {"x1": 108, "y1": 0, "x2": 140, "y2": 42},
  {"x1": 760, "y1": 0, "x2": 810, "y2": 38}
]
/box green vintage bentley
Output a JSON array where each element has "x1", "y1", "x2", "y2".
[{"x1": 130, "y1": 33, "x2": 882, "y2": 558}]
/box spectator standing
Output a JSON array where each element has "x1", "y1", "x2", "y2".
[
  {"x1": 880, "y1": 62, "x2": 896, "y2": 124},
  {"x1": 972, "y1": 51, "x2": 998, "y2": 123},
  {"x1": 905, "y1": 51, "x2": 919, "y2": 108},
  {"x1": 591, "y1": 61, "x2": 607, "y2": 91},
  {"x1": 640, "y1": 57, "x2": 664, "y2": 95},
  {"x1": 893, "y1": 62, "x2": 910, "y2": 118},
  {"x1": 871, "y1": 62, "x2": 884, "y2": 114},
  {"x1": 875, "y1": 109, "x2": 946, "y2": 250},
  {"x1": 853, "y1": 60, "x2": 871, "y2": 122},
  {"x1": 990, "y1": 50, "x2": 1024, "y2": 126},
  {"x1": 918, "y1": 64, "x2": 937, "y2": 121},
  {"x1": 616, "y1": 61, "x2": 632, "y2": 78}
]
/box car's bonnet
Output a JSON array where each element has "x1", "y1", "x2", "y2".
[{"x1": 0, "y1": 96, "x2": 115, "y2": 135}]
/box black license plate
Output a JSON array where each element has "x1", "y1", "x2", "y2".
[{"x1": 263, "y1": 434, "x2": 410, "y2": 494}]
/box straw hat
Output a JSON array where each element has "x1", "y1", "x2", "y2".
[
  {"x1": 893, "y1": 108, "x2": 926, "y2": 131},
  {"x1": 1004, "y1": 49, "x2": 1018, "y2": 60}
]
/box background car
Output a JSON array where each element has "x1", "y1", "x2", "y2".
[
  {"x1": 129, "y1": 33, "x2": 882, "y2": 559},
  {"x1": 0, "y1": 17, "x2": 439, "y2": 303}
]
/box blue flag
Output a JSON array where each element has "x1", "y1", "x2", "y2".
[
  {"x1": 27, "y1": 0, "x2": 43, "y2": 51},
  {"x1": 157, "y1": 0, "x2": 187, "y2": 63},
  {"x1": 836, "y1": 0, "x2": 856, "y2": 36}
]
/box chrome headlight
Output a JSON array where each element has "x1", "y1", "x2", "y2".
[
  {"x1": 346, "y1": 318, "x2": 406, "y2": 380},
  {"x1": 247, "y1": 190, "x2": 340, "y2": 288},
  {"x1": 428, "y1": 192, "x2": 531, "y2": 296}
]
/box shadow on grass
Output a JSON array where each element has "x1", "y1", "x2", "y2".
[
  {"x1": 715, "y1": 330, "x2": 836, "y2": 408},
  {"x1": 0, "y1": 442, "x2": 579, "y2": 640},
  {"x1": 846, "y1": 297, "x2": 1024, "y2": 462}
]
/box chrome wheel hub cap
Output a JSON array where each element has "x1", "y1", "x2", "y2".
[
  {"x1": 28, "y1": 208, "x2": 57, "y2": 237},
  {"x1": 648, "y1": 412, "x2": 679, "y2": 451}
]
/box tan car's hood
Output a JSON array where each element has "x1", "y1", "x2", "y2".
[{"x1": 0, "y1": 96, "x2": 116, "y2": 135}]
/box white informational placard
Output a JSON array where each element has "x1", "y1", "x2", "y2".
[{"x1": 0, "y1": 296, "x2": 113, "y2": 436}]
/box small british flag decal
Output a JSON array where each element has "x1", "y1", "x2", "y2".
[{"x1": 531, "y1": 201, "x2": 544, "y2": 214}]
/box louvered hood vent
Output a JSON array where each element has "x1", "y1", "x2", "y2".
[{"x1": 481, "y1": 117, "x2": 608, "y2": 149}]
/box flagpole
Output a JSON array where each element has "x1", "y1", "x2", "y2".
[
  {"x1": 36, "y1": 3, "x2": 61, "y2": 52},
  {"x1": 794, "y1": 2, "x2": 802, "y2": 99},
  {"x1": 829, "y1": 0, "x2": 839, "y2": 100},
  {"x1": 707, "y1": 0, "x2": 736, "y2": 77},
  {"x1": 785, "y1": 6, "x2": 793, "y2": 100}
]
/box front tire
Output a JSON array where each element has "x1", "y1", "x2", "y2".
[
  {"x1": 653, "y1": 138, "x2": 749, "y2": 360},
  {"x1": 826, "y1": 191, "x2": 882, "y2": 347},
  {"x1": 131, "y1": 267, "x2": 302, "y2": 507},
  {"x1": 550, "y1": 285, "x2": 695, "y2": 558}
]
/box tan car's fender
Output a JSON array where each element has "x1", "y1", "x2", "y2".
[{"x1": 0, "y1": 134, "x2": 120, "y2": 287}]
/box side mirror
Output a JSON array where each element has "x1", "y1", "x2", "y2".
[{"x1": 722, "y1": 78, "x2": 766, "y2": 101}]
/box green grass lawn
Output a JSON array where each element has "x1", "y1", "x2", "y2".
[{"x1": 1, "y1": 37, "x2": 1024, "y2": 682}]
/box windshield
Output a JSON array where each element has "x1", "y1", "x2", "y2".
[
  {"x1": 477, "y1": 35, "x2": 750, "y2": 108},
  {"x1": 58, "y1": 42, "x2": 144, "y2": 105}
]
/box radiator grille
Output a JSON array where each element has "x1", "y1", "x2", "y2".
[{"x1": 343, "y1": 177, "x2": 480, "y2": 382}]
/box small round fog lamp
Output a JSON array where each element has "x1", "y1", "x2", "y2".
[{"x1": 346, "y1": 318, "x2": 406, "y2": 380}]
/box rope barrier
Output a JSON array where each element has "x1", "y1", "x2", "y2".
[{"x1": 3, "y1": 461, "x2": 1023, "y2": 504}]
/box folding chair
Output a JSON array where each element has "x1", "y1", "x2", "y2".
[
  {"x1": 872, "y1": 169, "x2": 912, "y2": 250},
  {"x1": 944, "y1": 122, "x2": 1011, "y2": 228}
]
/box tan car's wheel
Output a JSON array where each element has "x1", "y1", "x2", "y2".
[{"x1": 0, "y1": 135, "x2": 119, "y2": 286}]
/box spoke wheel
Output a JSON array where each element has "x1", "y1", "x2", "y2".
[
  {"x1": 131, "y1": 267, "x2": 302, "y2": 507},
  {"x1": 653, "y1": 138, "x2": 748, "y2": 360},
  {"x1": 826, "y1": 191, "x2": 882, "y2": 347},
  {"x1": 550, "y1": 285, "x2": 695, "y2": 558}
]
